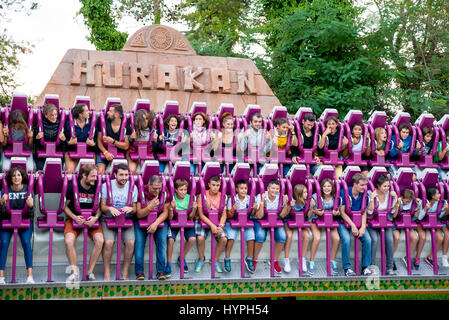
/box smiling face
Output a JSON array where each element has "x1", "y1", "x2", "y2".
[
  {"x1": 176, "y1": 184, "x2": 188, "y2": 199},
  {"x1": 433, "y1": 189, "x2": 441, "y2": 201},
  {"x1": 250, "y1": 116, "x2": 262, "y2": 131},
  {"x1": 352, "y1": 125, "x2": 363, "y2": 138},
  {"x1": 400, "y1": 128, "x2": 410, "y2": 140},
  {"x1": 83, "y1": 169, "x2": 97, "y2": 187},
  {"x1": 168, "y1": 116, "x2": 178, "y2": 131},
  {"x1": 11, "y1": 169, "x2": 23, "y2": 186},
  {"x1": 115, "y1": 168, "x2": 129, "y2": 186},
  {"x1": 277, "y1": 122, "x2": 289, "y2": 135},
  {"x1": 80, "y1": 105, "x2": 90, "y2": 120},
  {"x1": 423, "y1": 133, "x2": 433, "y2": 144},
  {"x1": 379, "y1": 180, "x2": 390, "y2": 194},
  {"x1": 223, "y1": 118, "x2": 234, "y2": 131},
  {"x1": 107, "y1": 107, "x2": 117, "y2": 121},
  {"x1": 267, "y1": 183, "x2": 280, "y2": 198},
  {"x1": 45, "y1": 109, "x2": 58, "y2": 124},
  {"x1": 148, "y1": 181, "x2": 162, "y2": 197},
  {"x1": 302, "y1": 119, "x2": 315, "y2": 133},
  {"x1": 322, "y1": 181, "x2": 333, "y2": 197}
]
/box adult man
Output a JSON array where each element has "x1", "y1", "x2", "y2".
[
  {"x1": 64, "y1": 164, "x2": 104, "y2": 281},
  {"x1": 338, "y1": 173, "x2": 372, "y2": 276},
  {"x1": 100, "y1": 163, "x2": 137, "y2": 281},
  {"x1": 238, "y1": 112, "x2": 271, "y2": 173},
  {"x1": 96, "y1": 104, "x2": 131, "y2": 174},
  {"x1": 135, "y1": 175, "x2": 170, "y2": 281},
  {"x1": 291, "y1": 113, "x2": 320, "y2": 165}
]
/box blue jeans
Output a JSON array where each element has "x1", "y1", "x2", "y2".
[
  {"x1": 368, "y1": 227, "x2": 394, "y2": 270},
  {"x1": 337, "y1": 221, "x2": 371, "y2": 270},
  {"x1": 253, "y1": 220, "x2": 287, "y2": 243},
  {"x1": 0, "y1": 221, "x2": 34, "y2": 270},
  {"x1": 134, "y1": 220, "x2": 169, "y2": 275}
]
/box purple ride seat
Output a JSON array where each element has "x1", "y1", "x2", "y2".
[
  {"x1": 67, "y1": 98, "x2": 98, "y2": 159},
  {"x1": 266, "y1": 106, "x2": 293, "y2": 178},
  {"x1": 340, "y1": 165, "x2": 368, "y2": 275},
  {"x1": 128, "y1": 99, "x2": 157, "y2": 164},
  {"x1": 293, "y1": 108, "x2": 319, "y2": 166},
  {"x1": 135, "y1": 160, "x2": 168, "y2": 279},
  {"x1": 367, "y1": 111, "x2": 392, "y2": 167},
  {"x1": 343, "y1": 110, "x2": 370, "y2": 166},
  {"x1": 3, "y1": 93, "x2": 34, "y2": 158},
  {"x1": 415, "y1": 168, "x2": 444, "y2": 275},
  {"x1": 436, "y1": 115, "x2": 449, "y2": 170},
  {"x1": 36, "y1": 158, "x2": 68, "y2": 281},
  {"x1": 391, "y1": 167, "x2": 419, "y2": 275},
  {"x1": 241, "y1": 104, "x2": 269, "y2": 175},
  {"x1": 257, "y1": 163, "x2": 285, "y2": 277},
  {"x1": 1, "y1": 169, "x2": 34, "y2": 283},
  {"x1": 212, "y1": 103, "x2": 240, "y2": 176},
  {"x1": 285, "y1": 164, "x2": 312, "y2": 277},
  {"x1": 104, "y1": 159, "x2": 135, "y2": 280},
  {"x1": 98, "y1": 97, "x2": 127, "y2": 160},
  {"x1": 414, "y1": 113, "x2": 439, "y2": 169},
  {"x1": 389, "y1": 112, "x2": 418, "y2": 168},
  {"x1": 228, "y1": 163, "x2": 256, "y2": 278},
  {"x1": 312, "y1": 165, "x2": 341, "y2": 276},
  {"x1": 186, "y1": 102, "x2": 214, "y2": 174},
  {"x1": 317, "y1": 108, "x2": 345, "y2": 166},
  {"x1": 36, "y1": 102, "x2": 66, "y2": 158},
  {"x1": 70, "y1": 159, "x2": 102, "y2": 281},
  {"x1": 168, "y1": 160, "x2": 196, "y2": 279},
  {"x1": 198, "y1": 161, "x2": 227, "y2": 278},
  {"x1": 366, "y1": 166, "x2": 395, "y2": 275},
  {"x1": 156, "y1": 101, "x2": 185, "y2": 175}
]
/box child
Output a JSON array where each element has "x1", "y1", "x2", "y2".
[
  {"x1": 127, "y1": 109, "x2": 157, "y2": 174},
  {"x1": 307, "y1": 179, "x2": 340, "y2": 275},
  {"x1": 291, "y1": 184, "x2": 311, "y2": 273},
  {"x1": 267, "y1": 118, "x2": 298, "y2": 176},
  {"x1": 1, "y1": 109, "x2": 34, "y2": 171},
  {"x1": 155, "y1": 114, "x2": 183, "y2": 173},
  {"x1": 387, "y1": 122, "x2": 421, "y2": 177},
  {"x1": 341, "y1": 123, "x2": 371, "y2": 175},
  {"x1": 195, "y1": 175, "x2": 227, "y2": 273},
  {"x1": 434, "y1": 129, "x2": 449, "y2": 179},
  {"x1": 225, "y1": 180, "x2": 258, "y2": 273},
  {"x1": 419, "y1": 187, "x2": 449, "y2": 268},
  {"x1": 366, "y1": 174, "x2": 398, "y2": 275},
  {"x1": 253, "y1": 179, "x2": 293, "y2": 274},
  {"x1": 165, "y1": 179, "x2": 197, "y2": 276},
  {"x1": 392, "y1": 189, "x2": 422, "y2": 270},
  {"x1": 373, "y1": 127, "x2": 387, "y2": 157}
]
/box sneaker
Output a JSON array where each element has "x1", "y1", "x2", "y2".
[
  {"x1": 425, "y1": 256, "x2": 436, "y2": 269},
  {"x1": 253, "y1": 260, "x2": 258, "y2": 272},
  {"x1": 136, "y1": 273, "x2": 145, "y2": 280},
  {"x1": 401, "y1": 256, "x2": 408, "y2": 268},
  {"x1": 301, "y1": 257, "x2": 308, "y2": 273},
  {"x1": 386, "y1": 269, "x2": 396, "y2": 276},
  {"x1": 0, "y1": 277, "x2": 5, "y2": 284},
  {"x1": 362, "y1": 267, "x2": 372, "y2": 276},
  {"x1": 224, "y1": 258, "x2": 231, "y2": 273},
  {"x1": 195, "y1": 258, "x2": 205, "y2": 273},
  {"x1": 413, "y1": 257, "x2": 420, "y2": 270},
  {"x1": 442, "y1": 255, "x2": 449, "y2": 267},
  {"x1": 177, "y1": 256, "x2": 189, "y2": 273},
  {"x1": 344, "y1": 268, "x2": 356, "y2": 276},
  {"x1": 88, "y1": 273, "x2": 96, "y2": 281},
  {"x1": 156, "y1": 272, "x2": 166, "y2": 280},
  {"x1": 26, "y1": 276, "x2": 35, "y2": 284},
  {"x1": 244, "y1": 257, "x2": 255, "y2": 273},
  {"x1": 283, "y1": 258, "x2": 291, "y2": 273},
  {"x1": 308, "y1": 261, "x2": 315, "y2": 275},
  {"x1": 215, "y1": 261, "x2": 223, "y2": 273},
  {"x1": 67, "y1": 273, "x2": 79, "y2": 282},
  {"x1": 331, "y1": 260, "x2": 339, "y2": 276},
  {"x1": 164, "y1": 262, "x2": 172, "y2": 278},
  {"x1": 273, "y1": 260, "x2": 282, "y2": 274}
]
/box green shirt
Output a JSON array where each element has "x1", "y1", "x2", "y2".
[{"x1": 175, "y1": 194, "x2": 190, "y2": 210}]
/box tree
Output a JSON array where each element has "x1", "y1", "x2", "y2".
[
  {"x1": 261, "y1": 0, "x2": 391, "y2": 117},
  {"x1": 369, "y1": 0, "x2": 449, "y2": 121},
  {"x1": 0, "y1": 1, "x2": 36, "y2": 106}
]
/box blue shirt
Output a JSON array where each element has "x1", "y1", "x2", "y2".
[{"x1": 340, "y1": 187, "x2": 369, "y2": 211}]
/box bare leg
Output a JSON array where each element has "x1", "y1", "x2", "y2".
[
  {"x1": 102, "y1": 240, "x2": 114, "y2": 281},
  {"x1": 87, "y1": 233, "x2": 104, "y2": 275},
  {"x1": 65, "y1": 232, "x2": 78, "y2": 274},
  {"x1": 122, "y1": 240, "x2": 135, "y2": 280},
  {"x1": 310, "y1": 223, "x2": 321, "y2": 262}
]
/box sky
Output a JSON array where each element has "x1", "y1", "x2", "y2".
[{"x1": 5, "y1": 0, "x2": 184, "y2": 99}]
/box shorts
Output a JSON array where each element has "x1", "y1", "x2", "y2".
[
  {"x1": 64, "y1": 218, "x2": 103, "y2": 239},
  {"x1": 168, "y1": 226, "x2": 196, "y2": 241},
  {"x1": 253, "y1": 220, "x2": 287, "y2": 243},
  {"x1": 194, "y1": 220, "x2": 227, "y2": 239},
  {"x1": 224, "y1": 222, "x2": 238, "y2": 240},
  {"x1": 101, "y1": 220, "x2": 135, "y2": 242}
]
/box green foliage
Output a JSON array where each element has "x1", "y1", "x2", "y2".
[
  {"x1": 261, "y1": 0, "x2": 388, "y2": 118},
  {"x1": 78, "y1": 0, "x2": 128, "y2": 50}
]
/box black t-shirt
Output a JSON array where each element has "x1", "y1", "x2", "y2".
[
  {"x1": 317, "y1": 127, "x2": 340, "y2": 156},
  {"x1": 96, "y1": 118, "x2": 131, "y2": 154},
  {"x1": 66, "y1": 180, "x2": 97, "y2": 216},
  {"x1": 301, "y1": 125, "x2": 315, "y2": 149},
  {"x1": 1, "y1": 184, "x2": 34, "y2": 220}
]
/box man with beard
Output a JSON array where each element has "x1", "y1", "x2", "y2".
[
  {"x1": 96, "y1": 104, "x2": 131, "y2": 174},
  {"x1": 100, "y1": 163, "x2": 138, "y2": 281},
  {"x1": 64, "y1": 164, "x2": 104, "y2": 282}
]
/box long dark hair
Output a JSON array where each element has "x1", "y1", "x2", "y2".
[
  {"x1": 134, "y1": 109, "x2": 153, "y2": 139},
  {"x1": 6, "y1": 166, "x2": 29, "y2": 186},
  {"x1": 9, "y1": 109, "x2": 28, "y2": 137}
]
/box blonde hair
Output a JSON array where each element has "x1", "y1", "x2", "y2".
[
  {"x1": 293, "y1": 184, "x2": 307, "y2": 206},
  {"x1": 374, "y1": 127, "x2": 387, "y2": 146}
]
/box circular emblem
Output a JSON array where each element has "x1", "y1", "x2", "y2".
[{"x1": 149, "y1": 27, "x2": 173, "y2": 50}]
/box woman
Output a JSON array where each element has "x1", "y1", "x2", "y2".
[
  {"x1": 64, "y1": 103, "x2": 96, "y2": 173},
  {"x1": 367, "y1": 173, "x2": 398, "y2": 275},
  {"x1": 212, "y1": 112, "x2": 237, "y2": 174},
  {"x1": 1, "y1": 109, "x2": 34, "y2": 171},
  {"x1": 0, "y1": 166, "x2": 35, "y2": 284},
  {"x1": 34, "y1": 104, "x2": 66, "y2": 171}
]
